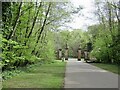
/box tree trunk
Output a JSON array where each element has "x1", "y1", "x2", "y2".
[{"x1": 7, "y1": 2, "x2": 22, "y2": 40}]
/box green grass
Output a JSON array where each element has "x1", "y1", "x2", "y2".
[
  {"x1": 91, "y1": 63, "x2": 120, "y2": 75},
  {"x1": 2, "y1": 60, "x2": 66, "y2": 88}
]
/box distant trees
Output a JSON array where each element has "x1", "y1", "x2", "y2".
[{"x1": 54, "y1": 29, "x2": 89, "y2": 58}]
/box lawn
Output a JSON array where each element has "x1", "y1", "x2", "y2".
[
  {"x1": 91, "y1": 63, "x2": 120, "y2": 75},
  {"x1": 2, "y1": 60, "x2": 66, "y2": 89}
]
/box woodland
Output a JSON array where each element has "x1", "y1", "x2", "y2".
[{"x1": 1, "y1": 1, "x2": 120, "y2": 73}]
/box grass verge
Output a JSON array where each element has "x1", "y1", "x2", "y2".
[
  {"x1": 2, "y1": 60, "x2": 66, "y2": 89},
  {"x1": 91, "y1": 63, "x2": 120, "y2": 75}
]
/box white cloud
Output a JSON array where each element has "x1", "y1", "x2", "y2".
[{"x1": 65, "y1": 0, "x2": 98, "y2": 31}]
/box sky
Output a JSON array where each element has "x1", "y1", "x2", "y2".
[{"x1": 65, "y1": 0, "x2": 99, "y2": 31}]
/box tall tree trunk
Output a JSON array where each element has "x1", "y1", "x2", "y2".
[
  {"x1": 32, "y1": 3, "x2": 51, "y2": 54},
  {"x1": 7, "y1": 2, "x2": 22, "y2": 40},
  {"x1": 36, "y1": 3, "x2": 51, "y2": 44},
  {"x1": 24, "y1": 4, "x2": 31, "y2": 45},
  {"x1": 27, "y1": 2, "x2": 42, "y2": 39},
  {"x1": 24, "y1": 2, "x2": 42, "y2": 46}
]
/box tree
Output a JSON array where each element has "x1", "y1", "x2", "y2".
[
  {"x1": 88, "y1": 0, "x2": 120, "y2": 63},
  {"x1": 1, "y1": 2, "x2": 78, "y2": 70}
]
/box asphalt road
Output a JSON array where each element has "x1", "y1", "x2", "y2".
[{"x1": 64, "y1": 58, "x2": 118, "y2": 88}]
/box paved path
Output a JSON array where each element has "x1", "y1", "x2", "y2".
[{"x1": 64, "y1": 58, "x2": 118, "y2": 88}]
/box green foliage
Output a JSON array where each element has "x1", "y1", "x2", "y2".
[
  {"x1": 89, "y1": 0, "x2": 120, "y2": 64},
  {"x1": 88, "y1": 23, "x2": 119, "y2": 64},
  {"x1": 2, "y1": 2, "x2": 72, "y2": 71},
  {"x1": 2, "y1": 60, "x2": 44, "y2": 81},
  {"x1": 39, "y1": 31, "x2": 56, "y2": 62},
  {"x1": 2, "y1": 69, "x2": 22, "y2": 80}
]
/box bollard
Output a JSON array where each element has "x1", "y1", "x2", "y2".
[
  {"x1": 65, "y1": 47, "x2": 68, "y2": 60},
  {"x1": 78, "y1": 47, "x2": 81, "y2": 61},
  {"x1": 58, "y1": 49, "x2": 62, "y2": 60},
  {"x1": 84, "y1": 50, "x2": 89, "y2": 62}
]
